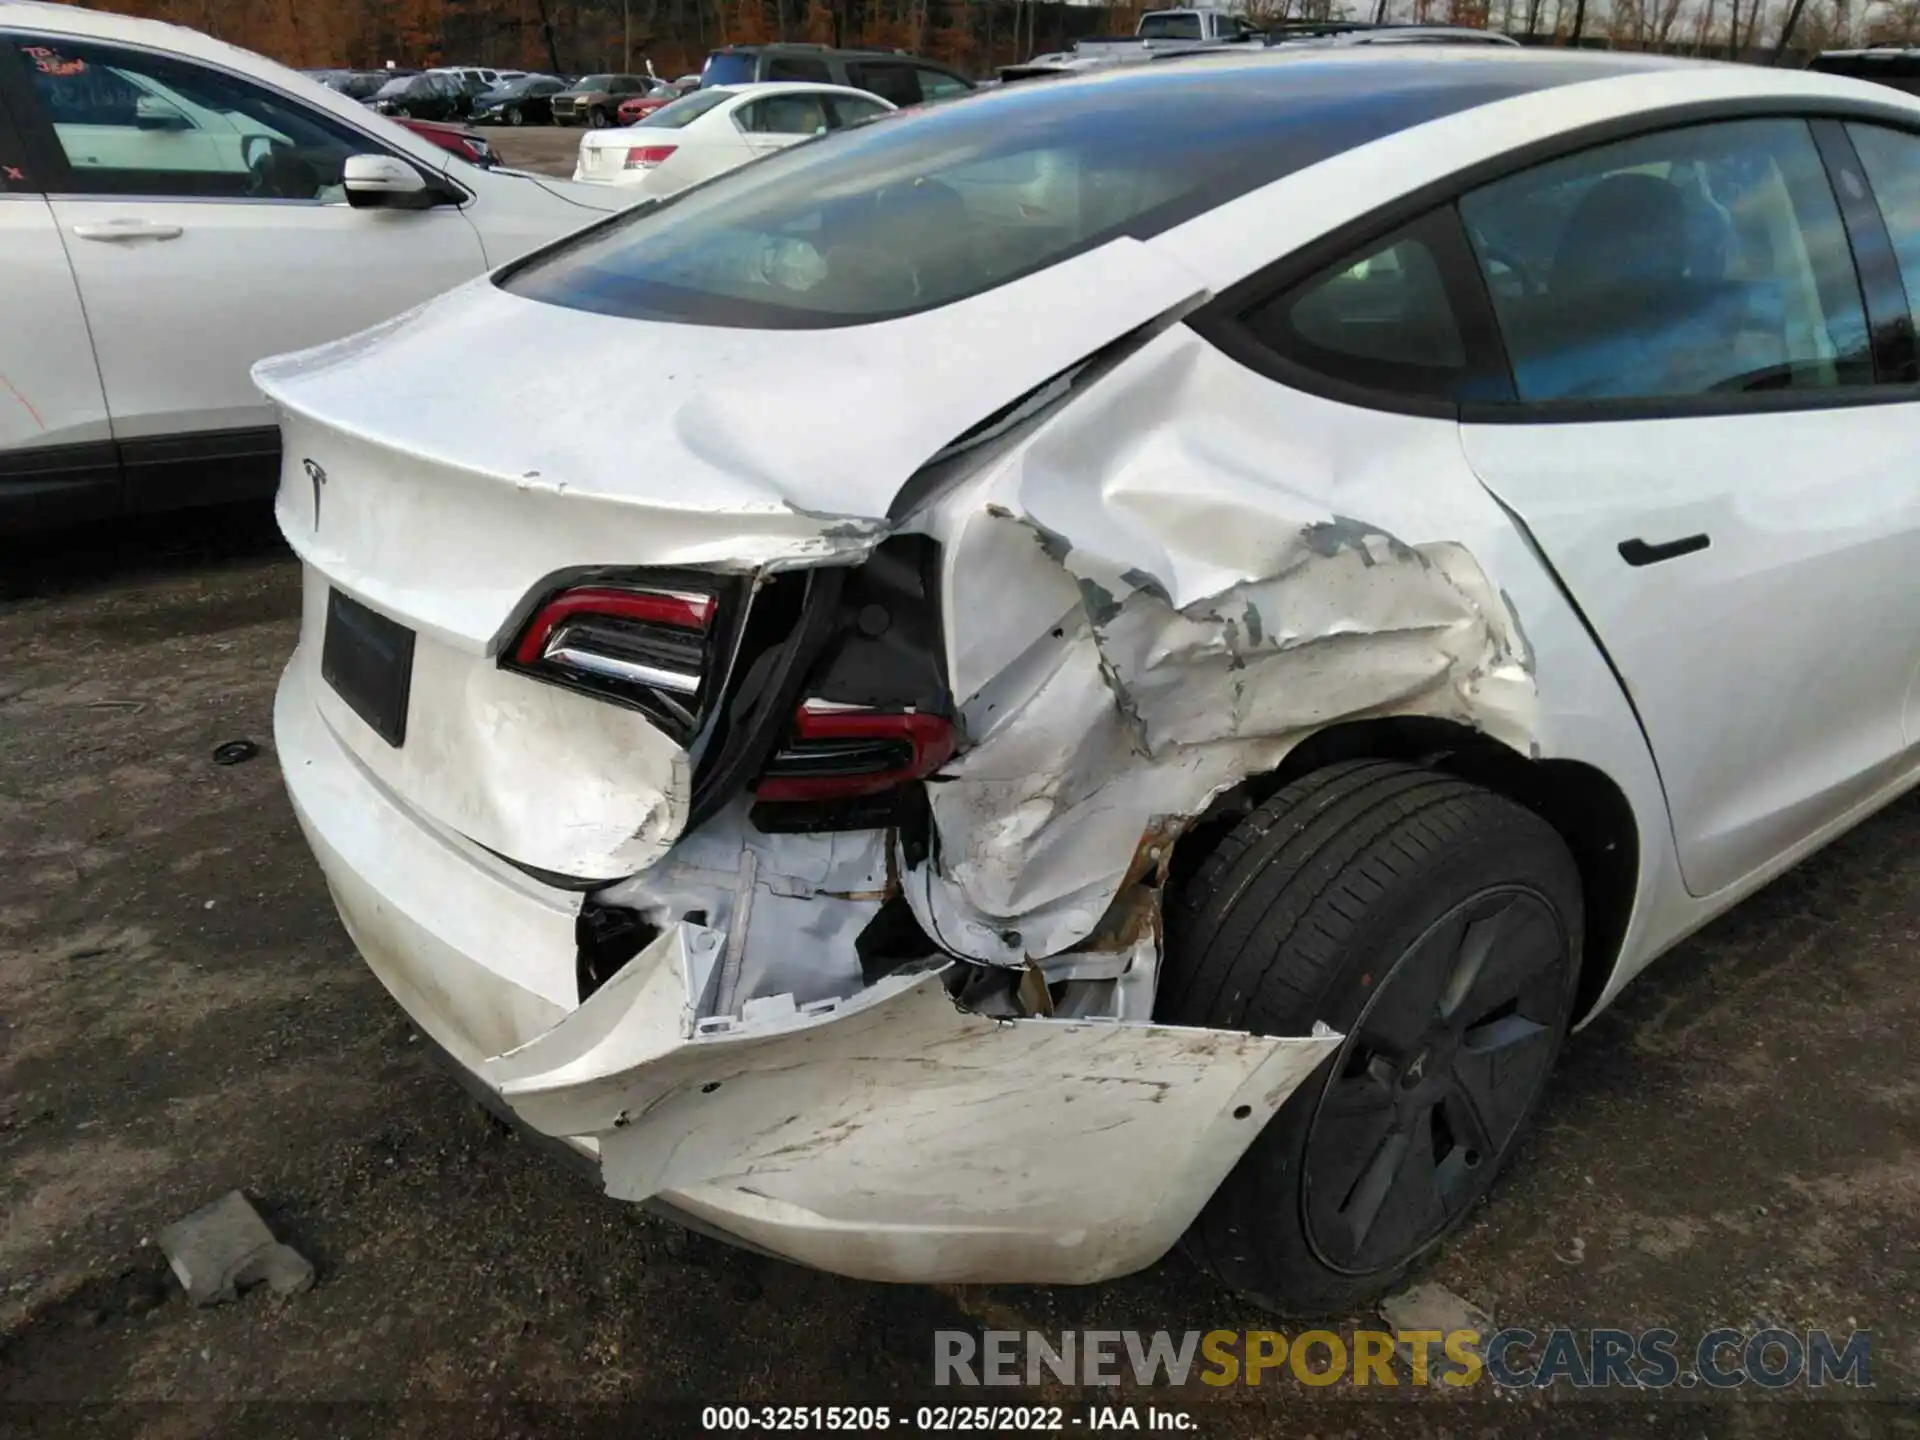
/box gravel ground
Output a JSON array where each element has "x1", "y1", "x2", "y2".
[
  {"x1": 1, "y1": 132, "x2": 1916, "y2": 1437},
  {"x1": 481, "y1": 125, "x2": 583, "y2": 178}
]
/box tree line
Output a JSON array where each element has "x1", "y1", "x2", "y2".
[{"x1": 75, "y1": 0, "x2": 1920, "y2": 80}]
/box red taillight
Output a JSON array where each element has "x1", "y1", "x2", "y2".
[
  {"x1": 503, "y1": 580, "x2": 721, "y2": 742},
  {"x1": 624, "y1": 144, "x2": 677, "y2": 169},
  {"x1": 511, "y1": 587, "x2": 713, "y2": 665},
  {"x1": 754, "y1": 702, "x2": 955, "y2": 802}
]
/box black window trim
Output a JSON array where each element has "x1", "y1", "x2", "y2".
[
  {"x1": 0, "y1": 25, "x2": 471, "y2": 207},
  {"x1": 1813, "y1": 117, "x2": 1920, "y2": 384},
  {"x1": 1189, "y1": 93, "x2": 1920, "y2": 426}
]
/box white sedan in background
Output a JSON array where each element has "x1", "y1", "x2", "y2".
[
  {"x1": 572, "y1": 82, "x2": 893, "y2": 196},
  {"x1": 0, "y1": 1, "x2": 624, "y2": 532}
]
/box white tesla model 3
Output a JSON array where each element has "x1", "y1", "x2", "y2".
[{"x1": 257, "y1": 47, "x2": 1920, "y2": 1312}]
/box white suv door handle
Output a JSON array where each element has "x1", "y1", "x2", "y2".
[{"x1": 72, "y1": 219, "x2": 185, "y2": 242}]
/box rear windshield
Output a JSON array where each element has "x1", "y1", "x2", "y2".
[
  {"x1": 501, "y1": 58, "x2": 1563, "y2": 329},
  {"x1": 641, "y1": 90, "x2": 733, "y2": 127},
  {"x1": 1139, "y1": 12, "x2": 1206, "y2": 39},
  {"x1": 701, "y1": 52, "x2": 758, "y2": 86}
]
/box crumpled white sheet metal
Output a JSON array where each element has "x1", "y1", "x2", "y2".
[
  {"x1": 909, "y1": 325, "x2": 1537, "y2": 966},
  {"x1": 487, "y1": 923, "x2": 1342, "y2": 1283}
]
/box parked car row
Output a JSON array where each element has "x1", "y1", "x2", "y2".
[
  {"x1": 574, "y1": 82, "x2": 892, "y2": 194},
  {"x1": 570, "y1": 45, "x2": 979, "y2": 193}
]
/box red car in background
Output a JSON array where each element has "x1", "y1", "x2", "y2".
[
  {"x1": 617, "y1": 76, "x2": 699, "y2": 125},
  {"x1": 393, "y1": 114, "x2": 498, "y2": 167},
  {"x1": 615, "y1": 94, "x2": 671, "y2": 124}
]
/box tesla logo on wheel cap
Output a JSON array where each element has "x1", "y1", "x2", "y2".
[{"x1": 303, "y1": 458, "x2": 327, "y2": 528}]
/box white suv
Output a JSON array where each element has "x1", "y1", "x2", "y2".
[{"x1": 0, "y1": 1, "x2": 625, "y2": 532}]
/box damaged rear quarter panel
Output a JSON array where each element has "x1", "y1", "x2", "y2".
[{"x1": 911, "y1": 324, "x2": 1543, "y2": 964}]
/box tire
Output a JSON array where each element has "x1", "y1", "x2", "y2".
[
  {"x1": 1159, "y1": 759, "x2": 1583, "y2": 1315},
  {"x1": 588, "y1": 106, "x2": 610, "y2": 128},
  {"x1": 507, "y1": 105, "x2": 524, "y2": 126},
  {"x1": 395, "y1": 105, "x2": 412, "y2": 119}
]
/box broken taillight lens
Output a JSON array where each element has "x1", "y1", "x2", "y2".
[
  {"x1": 503, "y1": 579, "x2": 724, "y2": 744},
  {"x1": 754, "y1": 701, "x2": 955, "y2": 802}
]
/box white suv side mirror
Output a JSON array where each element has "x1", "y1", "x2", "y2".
[{"x1": 343, "y1": 153, "x2": 444, "y2": 209}]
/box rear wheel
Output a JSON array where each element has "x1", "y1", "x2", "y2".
[
  {"x1": 394, "y1": 105, "x2": 412, "y2": 118},
  {"x1": 1159, "y1": 760, "x2": 1582, "y2": 1314}
]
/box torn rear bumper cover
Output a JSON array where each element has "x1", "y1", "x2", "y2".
[{"x1": 278, "y1": 657, "x2": 1339, "y2": 1285}]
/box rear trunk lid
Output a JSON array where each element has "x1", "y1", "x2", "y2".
[
  {"x1": 256, "y1": 242, "x2": 1204, "y2": 880},
  {"x1": 575, "y1": 129, "x2": 636, "y2": 181}
]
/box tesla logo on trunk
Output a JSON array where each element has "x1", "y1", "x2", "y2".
[{"x1": 303, "y1": 458, "x2": 327, "y2": 528}]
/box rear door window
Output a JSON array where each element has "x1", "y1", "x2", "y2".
[
  {"x1": 736, "y1": 93, "x2": 830, "y2": 136},
  {"x1": 7, "y1": 35, "x2": 372, "y2": 201},
  {"x1": 767, "y1": 56, "x2": 833, "y2": 83},
  {"x1": 845, "y1": 60, "x2": 921, "y2": 107},
  {"x1": 915, "y1": 69, "x2": 972, "y2": 101}
]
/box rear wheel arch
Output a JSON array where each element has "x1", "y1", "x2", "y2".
[{"x1": 1165, "y1": 716, "x2": 1638, "y2": 1027}]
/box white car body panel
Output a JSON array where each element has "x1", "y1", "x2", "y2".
[
  {"x1": 55, "y1": 197, "x2": 487, "y2": 439},
  {"x1": 0, "y1": 1, "x2": 626, "y2": 451},
  {"x1": 572, "y1": 82, "x2": 891, "y2": 196},
  {"x1": 1464, "y1": 411, "x2": 1920, "y2": 899},
  {"x1": 0, "y1": 194, "x2": 111, "y2": 451},
  {"x1": 256, "y1": 55, "x2": 1920, "y2": 1279}
]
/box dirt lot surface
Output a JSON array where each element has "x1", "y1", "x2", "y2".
[
  {"x1": 480, "y1": 125, "x2": 583, "y2": 178},
  {"x1": 2, "y1": 130, "x2": 1918, "y2": 1438}
]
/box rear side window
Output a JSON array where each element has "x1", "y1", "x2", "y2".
[
  {"x1": 845, "y1": 60, "x2": 922, "y2": 107},
  {"x1": 737, "y1": 93, "x2": 830, "y2": 136},
  {"x1": 1460, "y1": 118, "x2": 1873, "y2": 402},
  {"x1": 767, "y1": 56, "x2": 833, "y2": 83},
  {"x1": 640, "y1": 90, "x2": 732, "y2": 128},
  {"x1": 1240, "y1": 213, "x2": 1482, "y2": 402},
  {"x1": 502, "y1": 61, "x2": 1563, "y2": 328},
  {"x1": 1138, "y1": 12, "x2": 1205, "y2": 39},
  {"x1": 701, "y1": 53, "x2": 757, "y2": 86}
]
